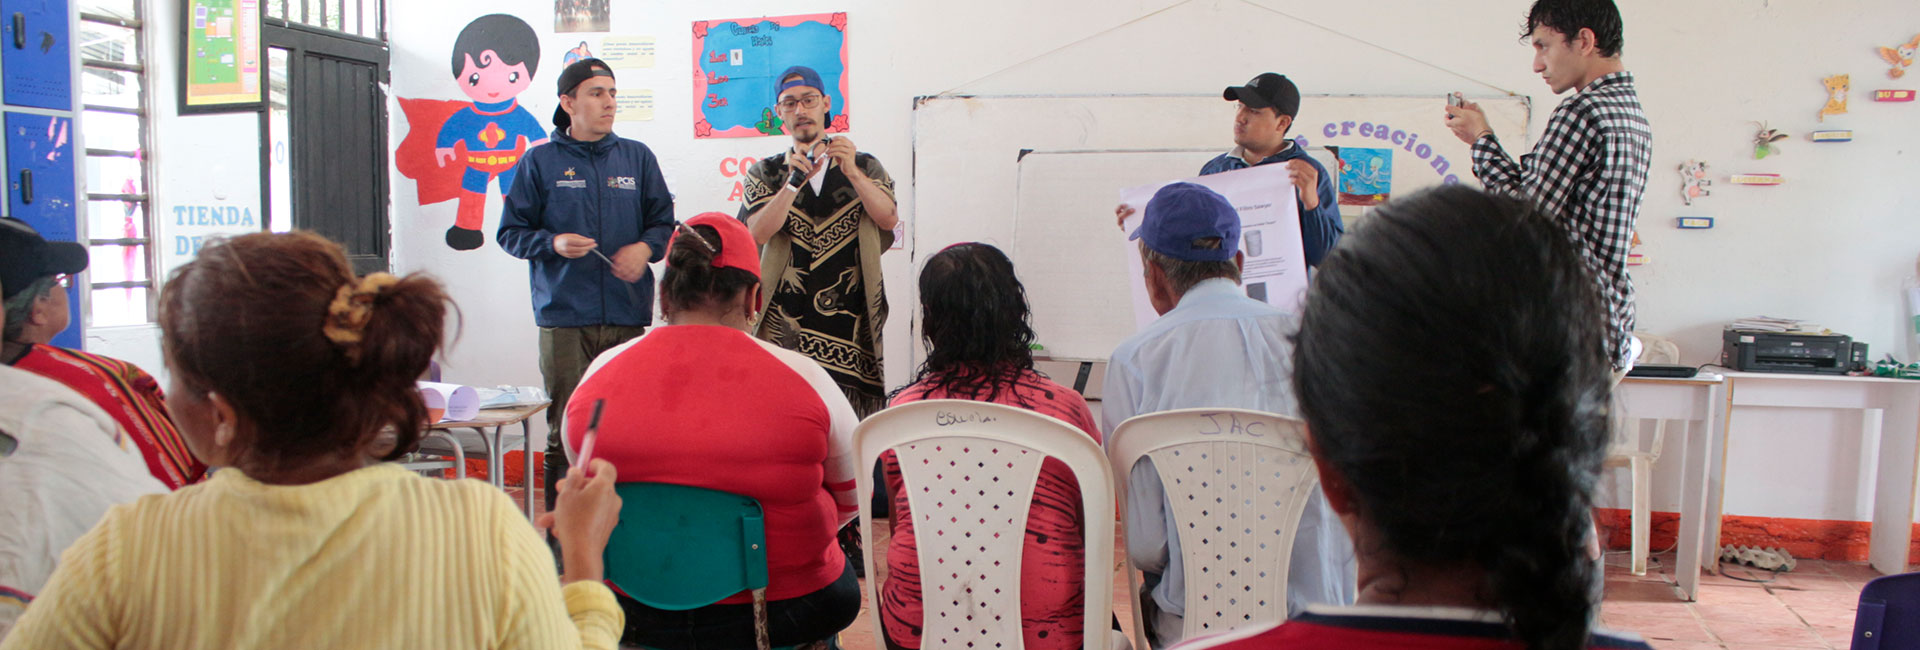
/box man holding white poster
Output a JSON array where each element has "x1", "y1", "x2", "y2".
[
  {"x1": 1116, "y1": 73, "x2": 1342, "y2": 269},
  {"x1": 1104, "y1": 182, "x2": 1354, "y2": 647},
  {"x1": 1118, "y1": 163, "x2": 1307, "y2": 326}
]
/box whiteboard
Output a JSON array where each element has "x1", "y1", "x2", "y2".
[
  {"x1": 1013, "y1": 149, "x2": 1333, "y2": 360},
  {"x1": 912, "y1": 94, "x2": 1530, "y2": 363},
  {"x1": 1012, "y1": 150, "x2": 1212, "y2": 359}
]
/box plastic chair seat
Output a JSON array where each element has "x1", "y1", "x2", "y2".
[
  {"x1": 1106, "y1": 408, "x2": 1323, "y2": 647},
  {"x1": 604, "y1": 483, "x2": 774, "y2": 650},
  {"x1": 854, "y1": 400, "x2": 1117, "y2": 650},
  {"x1": 1851, "y1": 572, "x2": 1920, "y2": 649}
]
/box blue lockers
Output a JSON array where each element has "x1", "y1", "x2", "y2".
[
  {"x1": 1, "y1": 0, "x2": 71, "y2": 111},
  {"x1": 4, "y1": 111, "x2": 80, "y2": 349},
  {"x1": 2, "y1": 0, "x2": 79, "y2": 350}
]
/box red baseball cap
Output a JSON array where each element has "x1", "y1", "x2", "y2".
[{"x1": 672, "y1": 212, "x2": 761, "y2": 274}]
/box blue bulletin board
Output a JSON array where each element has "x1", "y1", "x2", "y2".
[{"x1": 691, "y1": 13, "x2": 848, "y2": 139}]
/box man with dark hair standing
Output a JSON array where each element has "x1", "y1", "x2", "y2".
[
  {"x1": 1445, "y1": 0, "x2": 1650, "y2": 368},
  {"x1": 1104, "y1": 183, "x2": 1354, "y2": 647},
  {"x1": 498, "y1": 57, "x2": 674, "y2": 510},
  {"x1": 1116, "y1": 73, "x2": 1343, "y2": 268},
  {"x1": 739, "y1": 65, "x2": 898, "y2": 419},
  {"x1": 739, "y1": 64, "x2": 898, "y2": 579}
]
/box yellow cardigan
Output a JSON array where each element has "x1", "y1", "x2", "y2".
[{"x1": 0, "y1": 464, "x2": 622, "y2": 649}]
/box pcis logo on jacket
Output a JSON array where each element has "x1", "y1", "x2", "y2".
[
  {"x1": 556, "y1": 167, "x2": 587, "y2": 189},
  {"x1": 606, "y1": 176, "x2": 637, "y2": 191}
]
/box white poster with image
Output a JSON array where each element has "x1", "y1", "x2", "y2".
[{"x1": 1118, "y1": 163, "x2": 1307, "y2": 329}]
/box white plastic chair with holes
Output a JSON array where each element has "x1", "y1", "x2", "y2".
[
  {"x1": 1105, "y1": 408, "x2": 1319, "y2": 649},
  {"x1": 854, "y1": 400, "x2": 1116, "y2": 650},
  {"x1": 1607, "y1": 333, "x2": 1673, "y2": 575}
]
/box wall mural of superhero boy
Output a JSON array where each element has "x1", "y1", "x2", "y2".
[{"x1": 395, "y1": 14, "x2": 549, "y2": 251}]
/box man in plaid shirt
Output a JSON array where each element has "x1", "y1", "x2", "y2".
[{"x1": 1445, "y1": 0, "x2": 1651, "y2": 368}]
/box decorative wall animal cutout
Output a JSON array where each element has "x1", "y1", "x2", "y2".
[
  {"x1": 1879, "y1": 33, "x2": 1920, "y2": 78},
  {"x1": 1820, "y1": 74, "x2": 1849, "y2": 121},
  {"x1": 1678, "y1": 159, "x2": 1711, "y2": 206},
  {"x1": 1753, "y1": 122, "x2": 1788, "y2": 159}
]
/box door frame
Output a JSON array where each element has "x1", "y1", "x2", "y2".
[{"x1": 258, "y1": 19, "x2": 389, "y2": 270}]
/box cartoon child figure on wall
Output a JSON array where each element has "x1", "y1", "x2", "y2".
[{"x1": 435, "y1": 14, "x2": 548, "y2": 251}]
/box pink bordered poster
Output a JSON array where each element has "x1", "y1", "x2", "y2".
[{"x1": 692, "y1": 13, "x2": 850, "y2": 139}]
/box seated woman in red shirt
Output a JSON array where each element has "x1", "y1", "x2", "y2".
[
  {"x1": 1179, "y1": 187, "x2": 1651, "y2": 650},
  {"x1": 564, "y1": 212, "x2": 862, "y2": 650},
  {"x1": 879, "y1": 242, "x2": 1101, "y2": 650}
]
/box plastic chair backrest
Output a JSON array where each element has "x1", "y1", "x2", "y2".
[
  {"x1": 1852, "y1": 571, "x2": 1920, "y2": 650},
  {"x1": 854, "y1": 400, "x2": 1116, "y2": 650},
  {"x1": 1106, "y1": 408, "x2": 1319, "y2": 644},
  {"x1": 603, "y1": 482, "x2": 769, "y2": 611}
]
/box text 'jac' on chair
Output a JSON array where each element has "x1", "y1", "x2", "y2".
[{"x1": 1105, "y1": 408, "x2": 1321, "y2": 648}]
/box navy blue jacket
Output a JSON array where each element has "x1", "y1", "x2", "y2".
[
  {"x1": 1200, "y1": 140, "x2": 1343, "y2": 268},
  {"x1": 497, "y1": 128, "x2": 674, "y2": 328}
]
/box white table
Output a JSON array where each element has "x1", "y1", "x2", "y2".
[
  {"x1": 1618, "y1": 372, "x2": 1726, "y2": 601},
  {"x1": 1715, "y1": 371, "x2": 1920, "y2": 575},
  {"x1": 427, "y1": 402, "x2": 550, "y2": 520}
]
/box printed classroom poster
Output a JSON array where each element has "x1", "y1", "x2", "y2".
[
  {"x1": 1337, "y1": 147, "x2": 1393, "y2": 206},
  {"x1": 692, "y1": 13, "x2": 849, "y2": 139},
  {"x1": 183, "y1": 0, "x2": 261, "y2": 109}
]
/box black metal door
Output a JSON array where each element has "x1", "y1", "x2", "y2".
[{"x1": 263, "y1": 22, "x2": 388, "y2": 274}]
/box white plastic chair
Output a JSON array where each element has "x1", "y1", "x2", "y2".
[
  {"x1": 1105, "y1": 408, "x2": 1319, "y2": 649},
  {"x1": 854, "y1": 400, "x2": 1116, "y2": 650},
  {"x1": 1607, "y1": 333, "x2": 1673, "y2": 575}
]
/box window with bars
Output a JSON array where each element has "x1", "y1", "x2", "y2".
[
  {"x1": 77, "y1": 0, "x2": 153, "y2": 327},
  {"x1": 265, "y1": 0, "x2": 381, "y2": 39}
]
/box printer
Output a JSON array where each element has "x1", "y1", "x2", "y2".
[{"x1": 1721, "y1": 330, "x2": 1868, "y2": 375}]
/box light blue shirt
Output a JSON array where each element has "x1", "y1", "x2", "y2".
[{"x1": 1102, "y1": 277, "x2": 1356, "y2": 645}]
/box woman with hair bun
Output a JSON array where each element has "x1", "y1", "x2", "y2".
[
  {"x1": 1181, "y1": 186, "x2": 1652, "y2": 650},
  {"x1": 562, "y1": 212, "x2": 863, "y2": 650},
  {"x1": 1, "y1": 231, "x2": 626, "y2": 649}
]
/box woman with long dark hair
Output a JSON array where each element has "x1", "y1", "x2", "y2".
[
  {"x1": 1182, "y1": 186, "x2": 1651, "y2": 650},
  {"x1": 0, "y1": 231, "x2": 626, "y2": 648},
  {"x1": 878, "y1": 242, "x2": 1101, "y2": 650}
]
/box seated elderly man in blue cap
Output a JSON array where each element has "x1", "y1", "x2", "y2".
[{"x1": 1103, "y1": 182, "x2": 1356, "y2": 647}]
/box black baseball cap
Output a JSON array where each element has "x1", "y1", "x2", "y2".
[
  {"x1": 552, "y1": 58, "x2": 615, "y2": 129},
  {"x1": 1224, "y1": 73, "x2": 1301, "y2": 117},
  {"x1": 0, "y1": 217, "x2": 87, "y2": 300}
]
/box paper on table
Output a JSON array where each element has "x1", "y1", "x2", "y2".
[
  {"x1": 1118, "y1": 163, "x2": 1308, "y2": 329},
  {"x1": 417, "y1": 381, "x2": 480, "y2": 423}
]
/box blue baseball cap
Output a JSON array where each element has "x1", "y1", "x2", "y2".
[
  {"x1": 776, "y1": 65, "x2": 825, "y2": 96},
  {"x1": 1130, "y1": 182, "x2": 1241, "y2": 262}
]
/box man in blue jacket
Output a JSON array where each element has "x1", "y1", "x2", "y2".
[
  {"x1": 1116, "y1": 73, "x2": 1343, "y2": 268},
  {"x1": 497, "y1": 58, "x2": 673, "y2": 509}
]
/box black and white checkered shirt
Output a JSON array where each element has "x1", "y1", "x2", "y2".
[{"x1": 1473, "y1": 71, "x2": 1652, "y2": 366}]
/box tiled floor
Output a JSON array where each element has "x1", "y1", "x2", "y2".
[{"x1": 1600, "y1": 552, "x2": 1877, "y2": 650}]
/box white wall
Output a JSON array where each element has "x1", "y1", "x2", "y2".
[{"x1": 83, "y1": 0, "x2": 1903, "y2": 524}]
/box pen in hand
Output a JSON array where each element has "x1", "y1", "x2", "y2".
[{"x1": 577, "y1": 399, "x2": 605, "y2": 478}]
